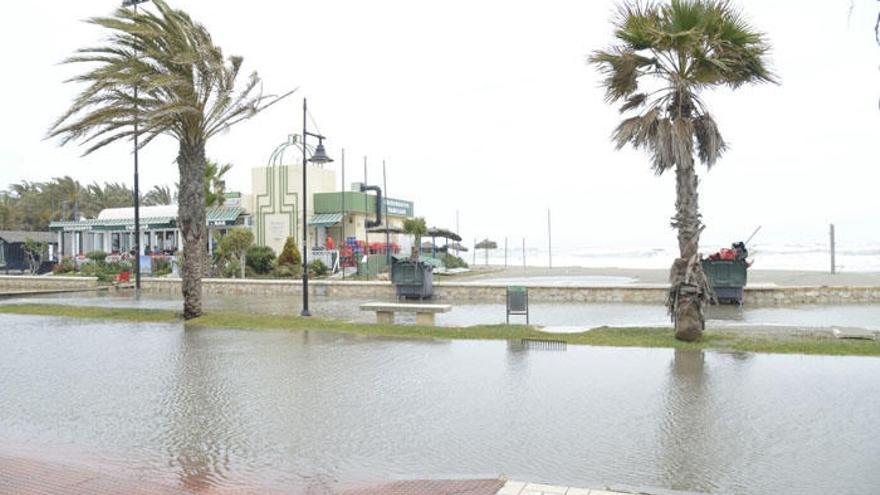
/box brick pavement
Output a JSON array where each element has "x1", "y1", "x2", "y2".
[{"x1": 0, "y1": 452, "x2": 505, "y2": 495}]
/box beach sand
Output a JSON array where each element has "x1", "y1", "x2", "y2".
[{"x1": 448, "y1": 265, "x2": 880, "y2": 287}]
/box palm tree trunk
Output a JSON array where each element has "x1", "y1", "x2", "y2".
[
  {"x1": 669, "y1": 149, "x2": 712, "y2": 342},
  {"x1": 177, "y1": 141, "x2": 207, "y2": 319}
]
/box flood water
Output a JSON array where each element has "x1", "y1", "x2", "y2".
[{"x1": 1, "y1": 314, "x2": 879, "y2": 494}]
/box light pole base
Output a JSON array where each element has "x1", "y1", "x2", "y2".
[{"x1": 300, "y1": 309, "x2": 312, "y2": 317}]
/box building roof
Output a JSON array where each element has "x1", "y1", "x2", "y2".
[
  {"x1": 0, "y1": 231, "x2": 57, "y2": 244},
  {"x1": 308, "y1": 213, "x2": 343, "y2": 227},
  {"x1": 49, "y1": 206, "x2": 244, "y2": 231}
]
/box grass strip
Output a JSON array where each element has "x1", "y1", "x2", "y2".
[{"x1": 1, "y1": 303, "x2": 878, "y2": 357}]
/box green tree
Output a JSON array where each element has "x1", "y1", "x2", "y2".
[
  {"x1": 23, "y1": 239, "x2": 45, "y2": 274},
  {"x1": 403, "y1": 217, "x2": 428, "y2": 260},
  {"x1": 48, "y1": 0, "x2": 292, "y2": 319},
  {"x1": 590, "y1": 0, "x2": 774, "y2": 341},
  {"x1": 217, "y1": 228, "x2": 253, "y2": 279}
]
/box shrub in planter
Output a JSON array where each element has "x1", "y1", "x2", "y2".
[
  {"x1": 85, "y1": 251, "x2": 108, "y2": 265},
  {"x1": 154, "y1": 257, "x2": 172, "y2": 276},
  {"x1": 274, "y1": 262, "x2": 302, "y2": 279},
  {"x1": 246, "y1": 245, "x2": 276, "y2": 275},
  {"x1": 53, "y1": 257, "x2": 76, "y2": 275},
  {"x1": 308, "y1": 259, "x2": 328, "y2": 277},
  {"x1": 277, "y1": 237, "x2": 302, "y2": 267}
]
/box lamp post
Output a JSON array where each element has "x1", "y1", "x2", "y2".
[
  {"x1": 300, "y1": 98, "x2": 333, "y2": 316},
  {"x1": 123, "y1": 0, "x2": 148, "y2": 291}
]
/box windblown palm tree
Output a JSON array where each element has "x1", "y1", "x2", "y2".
[
  {"x1": 143, "y1": 184, "x2": 174, "y2": 206},
  {"x1": 48, "y1": 0, "x2": 292, "y2": 318},
  {"x1": 204, "y1": 160, "x2": 232, "y2": 207},
  {"x1": 590, "y1": 0, "x2": 774, "y2": 341}
]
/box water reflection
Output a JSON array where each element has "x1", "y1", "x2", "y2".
[
  {"x1": 160, "y1": 326, "x2": 248, "y2": 491},
  {"x1": 659, "y1": 349, "x2": 716, "y2": 493}
]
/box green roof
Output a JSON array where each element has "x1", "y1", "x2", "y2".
[
  {"x1": 49, "y1": 206, "x2": 243, "y2": 231},
  {"x1": 308, "y1": 213, "x2": 343, "y2": 227}
]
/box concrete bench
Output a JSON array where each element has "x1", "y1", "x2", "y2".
[{"x1": 360, "y1": 302, "x2": 452, "y2": 326}]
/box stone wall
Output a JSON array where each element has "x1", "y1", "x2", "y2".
[
  {"x1": 138, "y1": 278, "x2": 880, "y2": 305},
  {"x1": 0, "y1": 275, "x2": 98, "y2": 291}
]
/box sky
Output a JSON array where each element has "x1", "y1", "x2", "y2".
[{"x1": 1, "y1": 0, "x2": 878, "y2": 251}]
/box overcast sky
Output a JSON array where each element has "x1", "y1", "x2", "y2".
[{"x1": 1, "y1": 0, "x2": 878, "y2": 249}]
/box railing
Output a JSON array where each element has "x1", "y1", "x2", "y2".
[{"x1": 310, "y1": 248, "x2": 339, "y2": 272}]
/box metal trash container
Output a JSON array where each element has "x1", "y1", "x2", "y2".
[
  {"x1": 506, "y1": 286, "x2": 529, "y2": 324},
  {"x1": 702, "y1": 259, "x2": 748, "y2": 304},
  {"x1": 391, "y1": 259, "x2": 434, "y2": 300}
]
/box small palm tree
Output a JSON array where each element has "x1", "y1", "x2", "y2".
[
  {"x1": 590, "y1": 0, "x2": 774, "y2": 341},
  {"x1": 403, "y1": 217, "x2": 428, "y2": 260},
  {"x1": 48, "y1": 0, "x2": 291, "y2": 319}
]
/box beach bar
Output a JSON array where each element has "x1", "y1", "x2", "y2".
[{"x1": 48, "y1": 205, "x2": 248, "y2": 258}]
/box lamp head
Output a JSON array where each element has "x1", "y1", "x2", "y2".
[{"x1": 308, "y1": 138, "x2": 333, "y2": 164}]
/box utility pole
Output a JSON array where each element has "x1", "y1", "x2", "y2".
[
  {"x1": 830, "y1": 223, "x2": 836, "y2": 275},
  {"x1": 522, "y1": 237, "x2": 526, "y2": 270},
  {"x1": 383, "y1": 160, "x2": 390, "y2": 267},
  {"x1": 504, "y1": 237, "x2": 508, "y2": 267},
  {"x1": 341, "y1": 148, "x2": 346, "y2": 280},
  {"x1": 547, "y1": 209, "x2": 552, "y2": 269}
]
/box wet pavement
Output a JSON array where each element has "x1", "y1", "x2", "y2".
[{"x1": 1, "y1": 314, "x2": 878, "y2": 494}]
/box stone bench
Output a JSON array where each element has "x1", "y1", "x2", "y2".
[{"x1": 360, "y1": 302, "x2": 452, "y2": 326}]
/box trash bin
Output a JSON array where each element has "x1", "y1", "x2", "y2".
[
  {"x1": 391, "y1": 259, "x2": 434, "y2": 300},
  {"x1": 702, "y1": 259, "x2": 748, "y2": 304}
]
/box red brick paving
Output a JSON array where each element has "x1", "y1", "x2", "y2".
[{"x1": 0, "y1": 452, "x2": 504, "y2": 495}]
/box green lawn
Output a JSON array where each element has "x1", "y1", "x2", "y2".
[{"x1": 1, "y1": 303, "x2": 878, "y2": 357}]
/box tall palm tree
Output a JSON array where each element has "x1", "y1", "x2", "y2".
[
  {"x1": 590, "y1": 0, "x2": 774, "y2": 341},
  {"x1": 48, "y1": 0, "x2": 292, "y2": 319},
  {"x1": 144, "y1": 184, "x2": 174, "y2": 206},
  {"x1": 204, "y1": 160, "x2": 232, "y2": 207}
]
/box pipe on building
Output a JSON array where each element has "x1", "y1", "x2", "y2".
[{"x1": 359, "y1": 184, "x2": 383, "y2": 228}]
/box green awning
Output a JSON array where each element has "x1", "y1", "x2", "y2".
[{"x1": 308, "y1": 213, "x2": 343, "y2": 227}]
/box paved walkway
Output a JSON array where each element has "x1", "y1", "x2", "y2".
[
  {"x1": 498, "y1": 481, "x2": 624, "y2": 495},
  {"x1": 0, "y1": 452, "x2": 504, "y2": 495}
]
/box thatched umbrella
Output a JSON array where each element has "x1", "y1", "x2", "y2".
[
  {"x1": 474, "y1": 238, "x2": 498, "y2": 266},
  {"x1": 427, "y1": 226, "x2": 462, "y2": 261}
]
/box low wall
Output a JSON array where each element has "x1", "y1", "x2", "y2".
[
  {"x1": 0, "y1": 275, "x2": 99, "y2": 291},
  {"x1": 138, "y1": 278, "x2": 880, "y2": 305}
]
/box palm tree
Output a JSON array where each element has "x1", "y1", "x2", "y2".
[
  {"x1": 85, "y1": 181, "x2": 135, "y2": 214},
  {"x1": 48, "y1": 0, "x2": 292, "y2": 319},
  {"x1": 590, "y1": 0, "x2": 774, "y2": 341},
  {"x1": 144, "y1": 185, "x2": 174, "y2": 206},
  {"x1": 403, "y1": 217, "x2": 428, "y2": 260},
  {"x1": 205, "y1": 160, "x2": 232, "y2": 207}
]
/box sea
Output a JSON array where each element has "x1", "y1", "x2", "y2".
[{"x1": 463, "y1": 241, "x2": 880, "y2": 272}]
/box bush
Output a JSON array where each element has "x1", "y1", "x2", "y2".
[
  {"x1": 221, "y1": 258, "x2": 242, "y2": 278},
  {"x1": 274, "y1": 262, "x2": 302, "y2": 279},
  {"x1": 308, "y1": 259, "x2": 328, "y2": 277},
  {"x1": 154, "y1": 257, "x2": 172, "y2": 276},
  {"x1": 246, "y1": 245, "x2": 276, "y2": 274},
  {"x1": 78, "y1": 259, "x2": 131, "y2": 283},
  {"x1": 85, "y1": 251, "x2": 108, "y2": 265},
  {"x1": 53, "y1": 257, "x2": 76, "y2": 275},
  {"x1": 277, "y1": 237, "x2": 302, "y2": 267},
  {"x1": 444, "y1": 254, "x2": 469, "y2": 269}
]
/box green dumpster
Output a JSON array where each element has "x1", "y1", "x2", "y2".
[{"x1": 702, "y1": 259, "x2": 748, "y2": 304}]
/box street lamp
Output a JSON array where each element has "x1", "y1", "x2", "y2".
[
  {"x1": 123, "y1": 0, "x2": 148, "y2": 291},
  {"x1": 300, "y1": 98, "x2": 333, "y2": 316}
]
